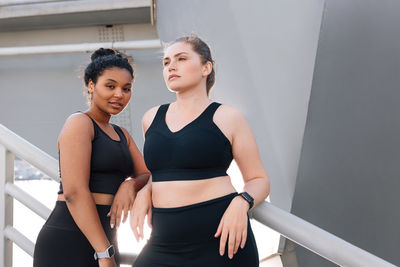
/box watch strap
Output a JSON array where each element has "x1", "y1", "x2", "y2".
[
  {"x1": 94, "y1": 245, "x2": 115, "y2": 260},
  {"x1": 239, "y1": 192, "x2": 254, "y2": 209}
]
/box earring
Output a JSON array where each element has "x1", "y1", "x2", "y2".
[{"x1": 87, "y1": 89, "x2": 93, "y2": 102}]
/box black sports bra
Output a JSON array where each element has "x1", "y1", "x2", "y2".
[
  {"x1": 143, "y1": 102, "x2": 233, "y2": 182},
  {"x1": 58, "y1": 113, "x2": 134, "y2": 195}
]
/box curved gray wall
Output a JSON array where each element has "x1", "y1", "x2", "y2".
[
  {"x1": 291, "y1": 0, "x2": 400, "y2": 265},
  {"x1": 156, "y1": 0, "x2": 324, "y2": 212}
]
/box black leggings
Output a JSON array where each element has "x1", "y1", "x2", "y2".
[
  {"x1": 33, "y1": 201, "x2": 119, "y2": 267},
  {"x1": 133, "y1": 193, "x2": 259, "y2": 267}
]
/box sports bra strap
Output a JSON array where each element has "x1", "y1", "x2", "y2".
[
  {"x1": 77, "y1": 111, "x2": 100, "y2": 137},
  {"x1": 149, "y1": 104, "x2": 169, "y2": 127},
  {"x1": 112, "y1": 124, "x2": 128, "y2": 145},
  {"x1": 201, "y1": 102, "x2": 221, "y2": 121},
  {"x1": 77, "y1": 111, "x2": 126, "y2": 143}
]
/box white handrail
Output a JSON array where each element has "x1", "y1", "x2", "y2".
[
  {"x1": 251, "y1": 202, "x2": 396, "y2": 267},
  {"x1": 5, "y1": 182, "x2": 51, "y2": 220},
  {"x1": 3, "y1": 226, "x2": 34, "y2": 256},
  {"x1": 0, "y1": 40, "x2": 162, "y2": 56},
  {"x1": 0, "y1": 123, "x2": 396, "y2": 266},
  {"x1": 4, "y1": 225, "x2": 136, "y2": 264},
  {"x1": 0, "y1": 124, "x2": 59, "y2": 181}
]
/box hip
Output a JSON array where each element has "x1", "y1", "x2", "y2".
[
  {"x1": 44, "y1": 201, "x2": 113, "y2": 233},
  {"x1": 150, "y1": 192, "x2": 249, "y2": 245},
  {"x1": 57, "y1": 192, "x2": 114, "y2": 205}
]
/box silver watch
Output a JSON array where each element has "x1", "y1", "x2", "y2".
[{"x1": 94, "y1": 245, "x2": 115, "y2": 260}]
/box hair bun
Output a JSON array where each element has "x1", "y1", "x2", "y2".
[{"x1": 90, "y1": 48, "x2": 117, "y2": 61}]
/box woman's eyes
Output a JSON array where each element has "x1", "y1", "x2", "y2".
[
  {"x1": 106, "y1": 85, "x2": 131, "y2": 92},
  {"x1": 163, "y1": 57, "x2": 186, "y2": 66}
]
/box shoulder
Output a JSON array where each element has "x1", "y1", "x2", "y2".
[
  {"x1": 214, "y1": 103, "x2": 247, "y2": 124},
  {"x1": 212, "y1": 103, "x2": 249, "y2": 143},
  {"x1": 142, "y1": 105, "x2": 161, "y2": 122},
  {"x1": 62, "y1": 113, "x2": 93, "y2": 131},
  {"x1": 58, "y1": 113, "x2": 94, "y2": 144}
]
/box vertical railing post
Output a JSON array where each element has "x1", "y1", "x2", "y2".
[{"x1": 0, "y1": 144, "x2": 14, "y2": 267}]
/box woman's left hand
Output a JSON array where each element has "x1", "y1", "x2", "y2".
[
  {"x1": 108, "y1": 179, "x2": 137, "y2": 229},
  {"x1": 214, "y1": 195, "x2": 250, "y2": 259}
]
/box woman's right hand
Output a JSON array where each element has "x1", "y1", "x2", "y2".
[
  {"x1": 98, "y1": 257, "x2": 117, "y2": 267},
  {"x1": 130, "y1": 185, "x2": 152, "y2": 241},
  {"x1": 108, "y1": 178, "x2": 138, "y2": 229}
]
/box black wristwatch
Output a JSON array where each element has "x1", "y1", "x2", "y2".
[
  {"x1": 94, "y1": 245, "x2": 115, "y2": 260},
  {"x1": 238, "y1": 192, "x2": 254, "y2": 209}
]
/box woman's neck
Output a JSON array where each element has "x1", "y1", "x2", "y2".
[
  {"x1": 175, "y1": 85, "x2": 211, "y2": 111},
  {"x1": 86, "y1": 105, "x2": 111, "y2": 124}
]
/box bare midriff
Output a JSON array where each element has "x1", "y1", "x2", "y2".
[
  {"x1": 152, "y1": 175, "x2": 236, "y2": 208},
  {"x1": 57, "y1": 193, "x2": 114, "y2": 205}
]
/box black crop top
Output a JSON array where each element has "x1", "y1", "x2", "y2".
[
  {"x1": 143, "y1": 102, "x2": 233, "y2": 182},
  {"x1": 58, "y1": 113, "x2": 134, "y2": 195}
]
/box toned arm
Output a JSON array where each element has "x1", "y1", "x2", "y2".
[
  {"x1": 213, "y1": 105, "x2": 270, "y2": 259},
  {"x1": 128, "y1": 107, "x2": 158, "y2": 240},
  {"x1": 215, "y1": 105, "x2": 270, "y2": 206},
  {"x1": 58, "y1": 113, "x2": 112, "y2": 254}
]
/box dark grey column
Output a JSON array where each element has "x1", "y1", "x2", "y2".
[{"x1": 291, "y1": 0, "x2": 400, "y2": 266}]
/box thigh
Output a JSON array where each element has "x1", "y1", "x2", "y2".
[
  {"x1": 133, "y1": 242, "x2": 183, "y2": 267},
  {"x1": 134, "y1": 194, "x2": 259, "y2": 267},
  {"x1": 33, "y1": 225, "x2": 97, "y2": 267},
  {"x1": 34, "y1": 202, "x2": 120, "y2": 267},
  {"x1": 187, "y1": 222, "x2": 259, "y2": 267},
  {"x1": 133, "y1": 229, "x2": 259, "y2": 267}
]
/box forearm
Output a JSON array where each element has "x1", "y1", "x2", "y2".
[
  {"x1": 125, "y1": 173, "x2": 151, "y2": 192},
  {"x1": 139, "y1": 180, "x2": 152, "y2": 199},
  {"x1": 134, "y1": 173, "x2": 151, "y2": 190},
  {"x1": 243, "y1": 176, "x2": 270, "y2": 207},
  {"x1": 65, "y1": 191, "x2": 110, "y2": 252},
  {"x1": 140, "y1": 175, "x2": 152, "y2": 192},
  {"x1": 135, "y1": 177, "x2": 152, "y2": 201}
]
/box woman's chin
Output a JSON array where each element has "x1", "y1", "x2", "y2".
[
  {"x1": 167, "y1": 87, "x2": 180, "y2": 93},
  {"x1": 167, "y1": 85, "x2": 191, "y2": 94},
  {"x1": 108, "y1": 108, "x2": 124, "y2": 116}
]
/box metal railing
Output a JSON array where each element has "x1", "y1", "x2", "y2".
[
  {"x1": 251, "y1": 204, "x2": 395, "y2": 267},
  {"x1": 0, "y1": 123, "x2": 397, "y2": 267}
]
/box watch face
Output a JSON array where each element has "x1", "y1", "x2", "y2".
[
  {"x1": 242, "y1": 192, "x2": 253, "y2": 202},
  {"x1": 108, "y1": 246, "x2": 115, "y2": 257}
]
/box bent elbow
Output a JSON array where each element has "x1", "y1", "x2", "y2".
[
  {"x1": 63, "y1": 190, "x2": 78, "y2": 203},
  {"x1": 63, "y1": 187, "x2": 89, "y2": 204},
  {"x1": 264, "y1": 177, "x2": 271, "y2": 198}
]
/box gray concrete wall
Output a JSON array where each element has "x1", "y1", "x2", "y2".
[
  {"x1": 0, "y1": 24, "x2": 171, "y2": 158},
  {"x1": 291, "y1": 0, "x2": 400, "y2": 266},
  {"x1": 0, "y1": 50, "x2": 169, "y2": 158},
  {"x1": 156, "y1": 0, "x2": 324, "y2": 213}
]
